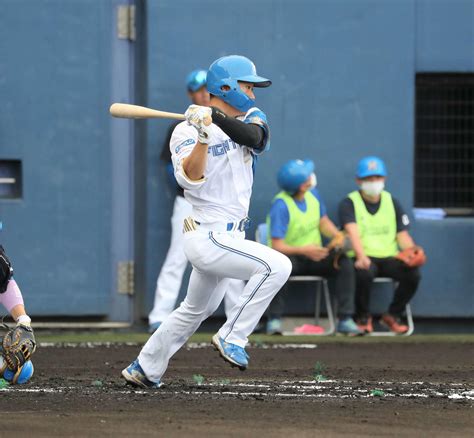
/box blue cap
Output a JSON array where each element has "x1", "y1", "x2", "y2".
[
  {"x1": 356, "y1": 156, "x2": 387, "y2": 178},
  {"x1": 277, "y1": 159, "x2": 315, "y2": 194},
  {"x1": 207, "y1": 55, "x2": 271, "y2": 112},
  {"x1": 186, "y1": 69, "x2": 207, "y2": 92}
]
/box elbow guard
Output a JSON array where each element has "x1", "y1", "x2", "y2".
[{"x1": 211, "y1": 107, "x2": 265, "y2": 149}]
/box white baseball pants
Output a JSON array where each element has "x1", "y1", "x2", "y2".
[
  {"x1": 139, "y1": 224, "x2": 292, "y2": 382},
  {"x1": 149, "y1": 196, "x2": 243, "y2": 325}
]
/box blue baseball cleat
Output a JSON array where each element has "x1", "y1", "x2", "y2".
[
  {"x1": 121, "y1": 359, "x2": 162, "y2": 389},
  {"x1": 212, "y1": 334, "x2": 249, "y2": 370}
]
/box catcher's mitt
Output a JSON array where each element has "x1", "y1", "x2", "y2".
[
  {"x1": 1, "y1": 323, "x2": 36, "y2": 372},
  {"x1": 326, "y1": 232, "x2": 352, "y2": 269},
  {"x1": 395, "y1": 246, "x2": 426, "y2": 267}
]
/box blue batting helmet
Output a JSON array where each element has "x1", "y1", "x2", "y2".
[
  {"x1": 277, "y1": 159, "x2": 315, "y2": 194},
  {"x1": 356, "y1": 156, "x2": 387, "y2": 178},
  {"x1": 186, "y1": 69, "x2": 207, "y2": 92},
  {"x1": 206, "y1": 55, "x2": 271, "y2": 112},
  {"x1": 3, "y1": 360, "x2": 34, "y2": 384}
]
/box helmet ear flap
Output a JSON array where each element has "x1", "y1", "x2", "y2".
[{"x1": 213, "y1": 78, "x2": 253, "y2": 112}]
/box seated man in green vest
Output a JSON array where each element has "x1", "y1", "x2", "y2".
[
  {"x1": 266, "y1": 159, "x2": 362, "y2": 335},
  {"x1": 339, "y1": 156, "x2": 421, "y2": 334}
]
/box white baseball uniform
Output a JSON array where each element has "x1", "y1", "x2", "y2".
[
  {"x1": 139, "y1": 108, "x2": 292, "y2": 382},
  {"x1": 148, "y1": 174, "x2": 245, "y2": 325}
]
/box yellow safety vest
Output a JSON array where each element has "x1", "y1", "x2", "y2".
[
  {"x1": 267, "y1": 190, "x2": 322, "y2": 247},
  {"x1": 348, "y1": 190, "x2": 398, "y2": 258}
]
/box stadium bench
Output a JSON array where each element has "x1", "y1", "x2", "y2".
[
  {"x1": 256, "y1": 223, "x2": 335, "y2": 335},
  {"x1": 256, "y1": 223, "x2": 414, "y2": 336}
]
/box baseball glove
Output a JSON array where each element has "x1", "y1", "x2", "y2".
[
  {"x1": 395, "y1": 246, "x2": 426, "y2": 267},
  {"x1": 326, "y1": 232, "x2": 352, "y2": 269},
  {"x1": 1, "y1": 323, "x2": 36, "y2": 372},
  {"x1": 326, "y1": 232, "x2": 352, "y2": 252}
]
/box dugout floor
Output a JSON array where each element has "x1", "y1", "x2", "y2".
[{"x1": 1, "y1": 338, "x2": 473, "y2": 437}]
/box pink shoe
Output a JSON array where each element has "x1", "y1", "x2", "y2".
[{"x1": 294, "y1": 324, "x2": 325, "y2": 334}]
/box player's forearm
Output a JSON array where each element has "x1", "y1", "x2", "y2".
[
  {"x1": 211, "y1": 107, "x2": 264, "y2": 148},
  {"x1": 397, "y1": 231, "x2": 415, "y2": 250},
  {"x1": 344, "y1": 223, "x2": 366, "y2": 258},
  {"x1": 319, "y1": 216, "x2": 339, "y2": 238},
  {"x1": 10, "y1": 304, "x2": 27, "y2": 321},
  {"x1": 182, "y1": 143, "x2": 208, "y2": 181},
  {"x1": 272, "y1": 239, "x2": 307, "y2": 256}
]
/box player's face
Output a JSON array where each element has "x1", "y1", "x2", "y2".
[
  {"x1": 238, "y1": 82, "x2": 255, "y2": 100},
  {"x1": 298, "y1": 176, "x2": 313, "y2": 194},
  {"x1": 189, "y1": 86, "x2": 211, "y2": 106}
]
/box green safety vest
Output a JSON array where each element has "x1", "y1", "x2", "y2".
[
  {"x1": 348, "y1": 190, "x2": 398, "y2": 258},
  {"x1": 267, "y1": 190, "x2": 322, "y2": 248}
]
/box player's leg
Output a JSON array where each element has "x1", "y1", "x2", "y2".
[
  {"x1": 265, "y1": 286, "x2": 286, "y2": 335},
  {"x1": 148, "y1": 197, "x2": 193, "y2": 328},
  {"x1": 133, "y1": 269, "x2": 227, "y2": 384},
  {"x1": 210, "y1": 233, "x2": 292, "y2": 349},
  {"x1": 354, "y1": 260, "x2": 378, "y2": 333},
  {"x1": 378, "y1": 258, "x2": 420, "y2": 333},
  {"x1": 223, "y1": 279, "x2": 245, "y2": 318},
  {"x1": 296, "y1": 254, "x2": 361, "y2": 335}
]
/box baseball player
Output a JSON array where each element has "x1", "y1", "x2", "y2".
[
  {"x1": 123, "y1": 55, "x2": 292, "y2": 388},
  {"x1": 0, "y1": 243, "x2": 36, "y2": 384},
  {"x1": 149, "y1": 69, "x2": 243, "y2": 332}
]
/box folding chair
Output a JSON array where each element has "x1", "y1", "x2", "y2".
[
  {"x1": 256, "y1": 223, "x2": 336, "y2": 335},
  {"x1": 368, "y1": 277, "x2": 414, "y2": 336}
]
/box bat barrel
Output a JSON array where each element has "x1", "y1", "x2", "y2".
[{"x1": 109, "y1": 103, "x2": 186, "y2": 121}]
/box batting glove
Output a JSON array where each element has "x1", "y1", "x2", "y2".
[{"x1": 185, "y1": 105, "x2": 212, "y2": 144}]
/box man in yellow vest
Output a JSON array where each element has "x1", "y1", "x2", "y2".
[
  {"x1": 339, "y1": 156, "x2": 421, "y2": 334},
  {"x1": 267, "y1": 159, "x2": 362, "y2": 335}
]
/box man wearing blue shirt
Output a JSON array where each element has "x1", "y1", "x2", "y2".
[{"x1": 266, "y1": 160, "x2": 362, "y2": 335}]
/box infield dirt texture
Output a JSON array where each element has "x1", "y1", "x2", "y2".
[{"x1": 1, "y1": 335, "x2": 472, "y2": 437}]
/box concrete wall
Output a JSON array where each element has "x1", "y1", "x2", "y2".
[
  {"x1": 1, "y1": 0, "x2": 472, "y2": 319},
  {"x1": 145, "y1": 0, "x2": 474, "y2": 318}
]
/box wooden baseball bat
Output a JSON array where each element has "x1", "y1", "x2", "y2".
[{"x1": 109, "y1": 103, "x2": 186, "y2": 121}]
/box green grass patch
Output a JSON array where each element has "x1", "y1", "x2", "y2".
[{"x1": 36, "y1": 331, "x2": 474, "y2": 345}]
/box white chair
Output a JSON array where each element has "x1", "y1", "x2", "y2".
[
  {"x1": 256, "y1": 223, "x2": 336, "y2": 335},
  {"x1": 368, "y1": 277, "x2": 414, "y2": 336}
]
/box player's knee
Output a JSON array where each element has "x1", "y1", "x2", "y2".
[
  {"x1": 404, "y1": 267, "x2": 421, "y2": 286},
  {"x1": 356, "y1": 268, "x2": 374, "y2": 283},
  {"x1": 269, "y1": 253, "x2": 292, "y2": 286},
  {"x1": 338, "y1": 256, "x2": 354, "y2": 275},
  {"x1": 203, "y1": 302, "x2": 221, "y2": 320}
]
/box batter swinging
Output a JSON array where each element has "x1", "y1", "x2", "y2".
[{"x1": 122, "y1": 55, "x2": 292, "y2": 387}]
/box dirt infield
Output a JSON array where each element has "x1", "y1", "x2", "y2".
[{"x1": 1, "y1": 339, "x2": 473, "y2": 437}]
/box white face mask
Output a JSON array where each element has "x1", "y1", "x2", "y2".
[
  {"x1": 309, "y1": 173, "x2": 317, "y2": 189},
  {"x1": 360, "y1": 180, "x2": 384, "y2": 196}
]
